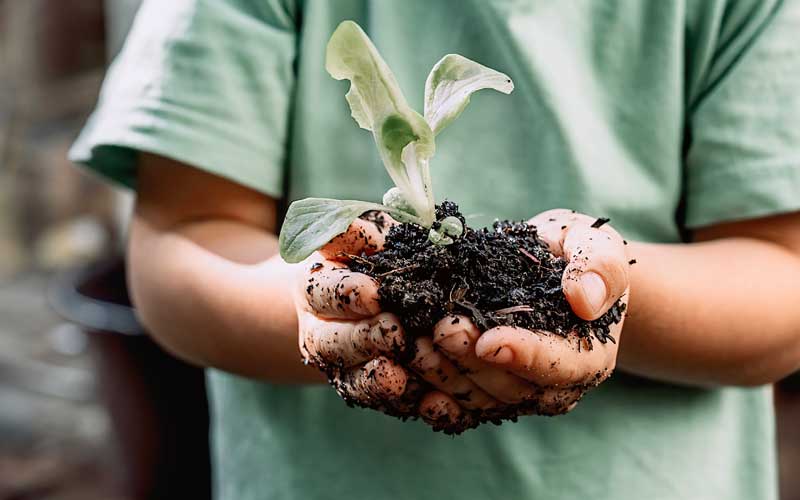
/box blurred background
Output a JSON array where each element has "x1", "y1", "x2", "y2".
[
  {"x1": 0, "y1": 1, "x2": 798, "y2": 499},
  {"x1": 1, "y1": 1, "x2": 211, "y2": 499}
]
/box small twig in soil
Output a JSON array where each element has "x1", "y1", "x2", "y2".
[
  {"x1": 455, "y1": 299, "x2": 488, "y2": 330},
  {"x1": 518, "y1": 247, "x2": 540, "y2": 264},
  {"x1": 337, "y1": 252, "x2": 375, "y2": 271},
  {"x1": 377, "y1": 264, "x2": 420, "y2": 277},
  {"x1": 449, "y1": 284, "x2": 468, "y2": 302},
  {"x1": 493, "y1": 305, "x2": 534, "y2": 315},
  {"x1": 518, "y1": 247, "x2": 560, "y2": 273}
]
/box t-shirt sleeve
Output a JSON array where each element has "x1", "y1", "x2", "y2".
[
  {"x1": 68, "y1": 0, "x2": 298, "y2": 198},
  {"x1": 683, "y1": 0, "x2": 800, "y2": 228}
]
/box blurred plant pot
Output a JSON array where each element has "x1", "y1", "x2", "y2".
[{"x1": 49, "y1": 257, "x2": 211, "y2": 500}]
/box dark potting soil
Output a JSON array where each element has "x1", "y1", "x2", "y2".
[{"x1": 349, "y1": 202, "x2": 626, "y2": 346}]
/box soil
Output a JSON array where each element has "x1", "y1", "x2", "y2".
[
  {"x1": 349, "y1": 201, "x2": 626, "y2": 345},
  {"x1": 340, "y1": 201, "x2": 626, "y2": 433}
]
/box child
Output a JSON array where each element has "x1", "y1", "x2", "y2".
[{"x1": 71, "y1": 1, "x2": 800, "y2": 498}]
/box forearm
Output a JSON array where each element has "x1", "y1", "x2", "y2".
[
  {"x1": 128, "y1": 216, "x2": 323, "y2": 383},
  {"x1": 621, "y1": 238, "x2": 800, "y2": 386}
]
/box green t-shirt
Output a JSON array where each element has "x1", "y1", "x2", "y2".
[{"x1": 71, "y1": 1, "x2": 800, "y2": 499}]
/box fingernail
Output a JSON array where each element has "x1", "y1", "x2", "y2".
[{"x1": 580, "y1": 272, "x2": 607, "y2": 314}]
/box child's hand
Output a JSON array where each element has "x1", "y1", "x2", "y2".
[
  {"x1": 295, "y1": 209, "x2": 630, "y2": 432},
  {"x1": 420, "y1": 209, "x2": 631, "y2": 427},
  {"x1": 294, "y1": 214, "x2": 423, "y2": 414},
  {"x1": 294, "y1": 214, "x2": 505, "y2": 429}
]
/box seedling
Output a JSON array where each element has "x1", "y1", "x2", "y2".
[
  {"x1": 279, "y1": 20, "x2": 513, "y2": 263},
  {"x1": 279, "y1": 21, "x2": 626, "y2": 433}
]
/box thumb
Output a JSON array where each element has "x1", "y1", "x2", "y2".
[
  {"x1": 318, "y1": 212, "x2": 398, "y2": 262},
  {"x1": 561, "y1": 225, "x2": 629, "y2": 320}
]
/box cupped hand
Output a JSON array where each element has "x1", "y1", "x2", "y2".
[
  {"x1": 421, "y1": 209, "x2": 631, "y2": 427},
  {"x1": 295, "y1": 213, "x2": 515, "y2": 431},
  {"x1": 294, "y1": 214, "x2": 420, "y2": 416},
  {"x1": 295, "y1": 209, "x2": 631, "y2": 432}
]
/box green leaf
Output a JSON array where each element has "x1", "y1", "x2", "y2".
[
  {"x1": 427, "y1": 228, "x2": 453, "y2": 246},
  {"x1": 326, "y1": 21, "x2": 436, "y2": 226},
  {"x1": 439, "y1": 216, "x2": 464, "y2": 237},
  {"x1": 382, "y1": 187, "x2": 417, "y2": 215},
  {"x1": 279, "y1": 198, "x2": 386, "y2": 263},
  {"x1": 278, "y1": 198, "x2": 423, "y2": 263},
  {"x1": 424, "y1": 54, "x2": 514, "y2": 135}
]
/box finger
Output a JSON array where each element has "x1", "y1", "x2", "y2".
[
  {"x1": 475, "y1": 327, "x2": 616, "y2": 386},
  {"x1": 331, "y1": 356, "x2": 408, "y2": 407},
  {"x1": 561, "y1": 227, "x2": 629, "y2": 320},
  {"x1": 388, "y1": 374, "x2": 427, "y2": 415},
  {"x1": 536, "y1": 386, "x2": 585, "y2": 415},
  {"x1": 433, "y1": 315, "x2": 538, "y2": 404},
  {"x1": 319, "y1": 213, "x2": 398, "y2": 261},
  {"x1": 527, "y1": 209, "x2": 629, "y2": 320},
  {"x1": 418, "y1": 391, "x2": 475, "y2": 434},
  {"x1": 349, "y1": 372, "x2": 426, "y2": 419},
  {"x1": 299, "y1": 312, "x2": 406, "y2": 368},
  {"x1": 528, "y1": 209, "x2": 622, "y2": 256},
  {"x1": 419, "y1": 391, "x2": 461, "y2": 424},
  {"x1": 302, "y1": 260, "x2": 381, "y2": 318},
  {"x1": 409, "y1": 337, "x2": 498, "y2": 410},
  {"x1": 511, "y1": 386, "x2": 585, "y2": 417}
]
